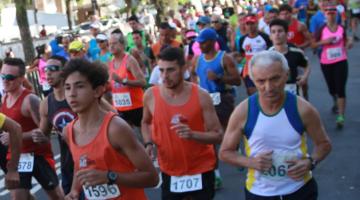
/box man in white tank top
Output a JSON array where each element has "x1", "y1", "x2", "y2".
[{"x1": 219, "y1": 51, "x2": 332, "y2": 199}]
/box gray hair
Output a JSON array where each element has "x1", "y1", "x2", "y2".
[{"x1": 249, "y1": 50, "x2": 289, "y2": 80}]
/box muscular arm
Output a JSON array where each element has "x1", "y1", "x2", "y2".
[
  {"x1": 126, "y1": 56, "x2": 146, "y2": 87},
  {"x1": 141, "y1": 89, "x2": 154, "y2": 144},
  {"x1": 188, "y1": 89, "x2": 223, "y2": 144},
  {"x1": 190, "y1": 56, "x2": 199, "y2": 83},
  {"x1": 108, "y1": 117, "x2": 159, "y2": 187},
  {"x1": 27, "y1": 94, "x2": 41, "y2": 126},
  {"x1": 3, "y1": 117, "x2": 22, "y2": 171},
  {"x1": 222, "y1": 54, "x2": 241, "y2": 86},
  {"x1": 39, "y1": 97, "x2": 53, "y2": 135},
  {"x1": 298, "y1": 98, "x2": 332, "y2": 163}
]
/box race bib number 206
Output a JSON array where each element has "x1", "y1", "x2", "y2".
[
  {"x1": 170, "y1": 174, "x2": 203, "y2": 193},
  {"x1": 83, "y1": 184, "x2": 120, "y2": 200}
]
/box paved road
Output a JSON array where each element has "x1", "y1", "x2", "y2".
[{"x1": 1, "y1": 42, "x2": 359, "y2": 200}]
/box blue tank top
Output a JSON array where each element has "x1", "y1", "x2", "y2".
[{"x1": 196, "y1": 51, "x2": 226, "y2": 93}]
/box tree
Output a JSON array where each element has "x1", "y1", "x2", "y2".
[
  {"x1": 14, "y1": 0, "x2": 35, "y2": 64},
  {"x1": 65, "y1": 0, "x2": 72, "y2": 30}
]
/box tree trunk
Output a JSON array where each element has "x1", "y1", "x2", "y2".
[
  {"x1": 65, "y1": 0, "x2": 72, "y2": 30},
  {"x1": 14, "y1": 0, "x2": 35, "y2": 64}
]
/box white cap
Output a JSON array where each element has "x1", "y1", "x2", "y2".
[
  {"x1": 96, "y1": 33, "x2": 108, "y2": 41},
  {"x1": 90, "y1": 22, "x2": 101, "y2": 29}
]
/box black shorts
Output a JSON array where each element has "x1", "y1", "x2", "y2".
[
  {"x1": 245, "y1": 178, "x2": 318, "y2": 200},
  {"x1": 215, "y1": 92, "x2": 235, "y2": 129},
  {"x1": 18, "y1": 155, "x2": 59, "y2": 190},
  {"x1": 161, "y1": 170, "x2": 215, "y2": 200},
  {"x1": 118, "y1": 107, "x2": 143, "y2": 127}
]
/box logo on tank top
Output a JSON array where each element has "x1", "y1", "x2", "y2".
[
  {"x1": 52, "y1": 109, "x2": 76, "y2": 132},
  {"x1": 79, "y1": 154, "x2": 96, "y2": 168}
]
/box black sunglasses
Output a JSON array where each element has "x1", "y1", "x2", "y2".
[
  {"x1": 1, "y1": 74, "x2": 19, "y2": 81},
  {"x1": 96, "y1": 40, "x2": 106, "y2": 43},
  {"x1": 45, "y1": 65, "x2": 61, "y2": 72},
  {"x1": 211, "y1": 20, "x2": 219, "y2": 24}
]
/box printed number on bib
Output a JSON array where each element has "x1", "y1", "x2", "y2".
[
  {"x1": 285, "y1": 84, "x2": 297, "y2": 95},
  {"x1": 83, "y1": 184, "x2": 120, "y2": 200},
  {"x1": 18, "y1": 153, "x2": 34, "y2": 172},
  {"x1": 261, "y1": 150, "x2": 299, "y2": 180},
  {"x1": 170, "y1": 174, "x2": 202, "y2": 193},
  {"x1": 326, "y1": 47, "x2": 342, "y2": 60},
  {"x1": 113, "y1": 93, "x2": 132, "y2": 107},
  {"x1": 210, "y1": 92, "x2": 221, "y2": 106}
]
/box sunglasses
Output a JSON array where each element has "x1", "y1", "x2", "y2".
[
  {"x1": 96, "y1": 40, "x2": 106, "y2": 43},
  {"x1": 1, "y1": 74, "x2": 19, "y2": 81},
  {"x1": 211, "y1": 20, "x2": 219, "y2": 24},
  {"x1": 45, "y1": 65, "x2": 61, "y2": 72}
]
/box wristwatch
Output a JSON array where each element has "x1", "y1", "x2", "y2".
[
  {"x1": 122, "y1": 78, "x2": 128, "y2": 85},
  {"x1": 307, "y1": 156, "x2": 317, "y2": 170},
  {"x1": 107, "y1": 171, "x2": 118, "y2": 185}
]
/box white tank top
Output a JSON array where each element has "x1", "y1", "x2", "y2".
[{"x1": 243, "y1": 92, "x2": 312, "y2": 196}]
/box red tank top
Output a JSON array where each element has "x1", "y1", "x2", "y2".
[
  {"x1": 109, "y1": 54, "x2": 144, "y2": 111},
  {"x1": 1, "y1": 89, "x2": 54, "y2": 162},
  {"x1": 151, "y1": 84, "x2": 216, "y2": 176},
  {"x1": 67, "y1": 112, "x2": 147, "y2": 200},
  {"x1": 288, "y1": 19, "x2": 305, "y2": 47}
]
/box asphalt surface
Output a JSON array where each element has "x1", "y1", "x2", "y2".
[{"x1": 1, "y1": 40, "x2": 359, "y2": 200}]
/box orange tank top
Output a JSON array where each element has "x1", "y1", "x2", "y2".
[
  {"x1": 67, "y1": 112, "x2": 147, "y2": 200},
  {"x1": 151, "y1": 84, "x2": 216, "y2": 176},
  {"x1": 288, "y1": 19, "x2": 305, "y2": 47},
  {"x1": 109, "y1": 54, "x2": 144, "y2": 111},
  {"x1": 1, "y1": 89, "x2": 54, "y2": 165}
]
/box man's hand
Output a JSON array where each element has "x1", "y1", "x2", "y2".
[
  {"x1": 287, "y1": 158, "x2": 311, "y2": 181},
  {"x1": 65, "y1": 190, "x2": 80, "y2": 200},
  {"x1": 112, "y1": 73, "x2": 122, "y2": 83},
  {"x1": 76, "y1": 168, "x2": 108, "y2": 187},
  {"x1": 32, "y1": 129, "x2": 49, "y2": 143},
  {"x1": 251, "y1": 151, "x2": 273, "y2": 171},
  {"x1": 296, "y1": 75, "x2": 307, "y2": 86},
  {"x1": 171, "y1": 123, "x2": 194, "y2": 139},
  {"x1": 0, "y1": 132, "x2": 9, "y2": 146},
  {"x1": 5, "y1": 170, "x2": 20, "y2": 189}
]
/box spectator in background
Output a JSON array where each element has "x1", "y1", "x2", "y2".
[
  {"x1": 5, "y1": 47, "x2": 15, "y2": 58},
  {"x1": 30, "y1": 44, "x2": 52, "y2": 96},
  {"x1": 211, "y1": 14, "x2": 230, "y2": 52},
  {"x1": 87, "y1": 22, "x2": 101, "y2": 61},
  {"x1": 40, "y1": 24, "x2": 47, "y2": 38},
  {"x1": 68, "y1": 40, "x2": 87, "y2": 59},
  {"x1": 96, "y1": 33, "x2": 112, "y2": 63},
  {"x1": 126, "y1": 15, "x2": 152, "y2": 52}
]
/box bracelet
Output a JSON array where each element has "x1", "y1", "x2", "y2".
[
  {"x1": 144, "y1": 142, "x2": 154, "y2": 148},
  {"x1": 306, "y1": 156, "x2": 317, "y2": 170}
]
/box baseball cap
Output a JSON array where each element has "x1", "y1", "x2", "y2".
[
  {"x1": 185, "y1": 30, "x2": 197, "y2": 38},
  {"x1": 69, "y1": 40, "x2": 84, "y2": 52},
  {"x1": 244, "y1": 15, "x2": 258, "y2": 23},
  {"x1": 197, "y1": 16, "x2": 211, "y2": 25},
  {"x1": 96, "y1": 33, "x2": 108, "y2": 41},
  {"x1": 196, "y1": 28, "x2": 218, "y2": 43}
]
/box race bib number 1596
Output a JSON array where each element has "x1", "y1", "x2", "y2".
[{"x1": 83, "y1": 184, "x2": 120, "y2": 200}]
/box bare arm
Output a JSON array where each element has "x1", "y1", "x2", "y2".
[
  {"x1": 99, "y1": 98, "x2": 117, "y2": 113},
  {"x1": 184, "y1": 89, "x2": 223, "y2": 144},
  {"x1": 298, "y1": 97, "x2": 332, "y2": 163},
  {"x1": 190, "y1": 56, "x2": 199, "y2": 83},
  {"x1": 222, "y1": 54, "x2": 241, "y2": 86},
  {"x1": 299, "y1": 23, "x2": 311, "y2": 48},
  {"x1": 126, "y1": 56, "x2": 146, "y2": 87},
  {"x1": 3, "y1": 117, "x2": 22, "y2": 171},
  {"x1": 141, "y1": 89, "x2": 155, "y2": 159},
  {"x1": 27, "y1": 94, "x2": 41, "y2": 126},
  {"x1": 39, "y1": 97, "x2": 53, "y2": 135}
]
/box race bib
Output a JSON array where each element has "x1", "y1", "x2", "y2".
[
  {"x1": 113, "y1": 93, "x2": 132, "y2": 107},
  {"x1": 170, "y1": 174, "x2": 202, "y2": 193},
  {"x1": 285, "y1": 84, "x2": 297, "y2": 95},
  {"x1": 326, "y1": 47, "x2": 342, "y2": 60},
  {"x1": 209, "y1": 92, "x2": 221, "y2": 106},
  {"x1": 353, "y1": 8, "x2": 360, "y2": 14},
  {"x1": 18, "y1": 153, "x2": 34, "y2": 172},
  {"x1": 261, "y1": 150, "x2": 299, "y2": 180},
  {"x1": 83, "y1": 184, "x2": 120, "y2": 200}
]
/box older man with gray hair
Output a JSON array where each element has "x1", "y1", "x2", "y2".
[{"x1": 219, "y1": 51, "x2": 332, "y2": 200}]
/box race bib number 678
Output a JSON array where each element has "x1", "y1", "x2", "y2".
[
  {"x1": 83, "y1": 184, "x2": 120, "y2": 200},
  {"x1": 18, "y1": 153, "x2": 34, "y2": 172}
]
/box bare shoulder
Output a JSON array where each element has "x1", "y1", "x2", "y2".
[
  {"x1": 233, "y1": 98, "x2": 249, "y2": 124},
  {"x1": 108, "y1": 115, "x2": 135, "y2": 148},
  {"x1": 197, "y1": 86, "x2": 213, "y2": 106},
  {"x1": 296, "y1": 97, "x2": 319, "y2": 121},
  {"x1": 143, "y1": 87, "x2": 155, "y2": 105}
]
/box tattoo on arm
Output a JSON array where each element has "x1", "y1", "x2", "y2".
[{"x1": 29, "y1": 95, "x2": 41, "y2": 126}]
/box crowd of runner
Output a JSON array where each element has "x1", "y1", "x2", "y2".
[{"x1": 0, "y1": 0, "x2": 357, "y2": 199}]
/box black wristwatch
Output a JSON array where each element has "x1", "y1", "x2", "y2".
[
  {"x1": 307, "y1": 156, "x2": 317, "y2": 170},
  {"x1": 107, "y1": 171, "x2": 118, "y2": 185}
]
